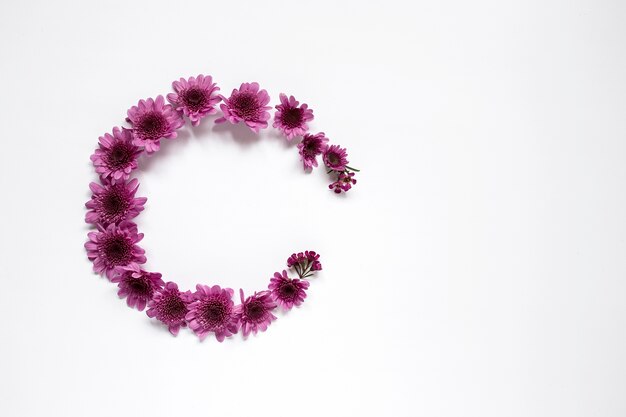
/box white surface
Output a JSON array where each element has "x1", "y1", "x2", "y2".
[{"x1": 1, "y1": 0, "x2": 625, "y2": 416}]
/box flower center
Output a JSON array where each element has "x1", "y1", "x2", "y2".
[
  {"x1": 246, "y1": 301, "x2": 265, "y2": 321},
  {"x1": 201, "y1": 300, "x2": 228, "y2": 326},
  {"x1": 158, "y1": 294, "x2": 187, "y2": 323},
  {"x1": 281, "y1": 107, "x2": 304, "y2": 128},
  {"x1": 231, "y1": 92, "x2": 258, "y2": 119},
  {"x1": 327, "y1": 153, "x2": 340, "y2": 165},
  {"x1": 184, "y1": 88, "x2": 206, "y2": 110},
  {"x1": 128, "y1": 278, "x2": 152, "y2": 298},
  {"x1": 107, "y1": 143, "x2": 132, "y2": 168},
  {"x1": 102, "y1": 236, "x2": 132, "y2": 265},
  {"x1": 279, "y1": 282, "x2": 297, "y2": 300},
  {"x1": 101, "y1": 189, "x2": 128, "y2": 220},
  {"x1": 138, "y1": 112, "x2": 166, "y2": 139}
]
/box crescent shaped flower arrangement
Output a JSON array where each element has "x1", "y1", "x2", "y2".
[{"x1": 84, "y1": 75, "x2": 359, "y2": 342}]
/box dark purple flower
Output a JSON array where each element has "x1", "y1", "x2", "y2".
[
  {"x1": 215, "y1": 82, "x2": 271, "y2": 133},
  {"x1": 186, "y1": 285, "x2": 239, "y2": 342},
  {"x1": 91, "y1": 127, "x2": 142, "y2": 184},
  {"x1": 85, "y1": 178, "x2": 147, "y2": 226},
  {"x1": 329, "y1": 171, "x2": 357, "y2": 194},
  {"x1": 323, "y1": 144, "x2": 349, "y2": 171},
  {"x1": 297, "y1": 132, "x2": 329, "y2": 170},
  {"x1": 268, "y1": 270, "x2": 310, "y2": 311},
  {"x1": 126, "y1": 95, "x2": 184, "y2": 153},
  {"x1": 273, "y1": 93, "x2": 314, "y2": 140},
  {"x1": 287, "y1": 251, "x2": 322, "y2": 278},
  {"x1": 84, "y1": 221, "x2": 146, "y2": 279},
  {"x1": 147, "y1": 282, "x2": 192, "y2": 336},
  {"x1": 167, "y1": 75, "x2": 221, "y2": 126},
  {"x1": 111, "y1": 263, "x2": 164, "y2": 311},
  {"x1": 236, "y1": 289, "x2": 277, "y2": 338}
]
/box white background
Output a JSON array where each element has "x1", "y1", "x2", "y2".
[{"x1": 1, "y1": 0, "x2": 625, "y2": 416}]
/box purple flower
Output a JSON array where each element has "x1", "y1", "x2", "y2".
[
  {"x1": 273, "y1": 93, "x2": 314, "y2": 140},
  {"x1": 126, "y1": 95, "x2": 184, "y2": 153},
  {"x1": 297, "y1": 132, "x2": 329, "y2": 170},
  {"x1": 84, "y1": 221, "x2": 146, "y2": 279},
  {"x1": 287, "y1": 251, "x2": 322, "y2": 278},
  {"x1": 237, "y1": 289, "x2": 277, "y2": 338},
  {"x1": 186, "y1": 285, "x2": 240, "y2": 342},
  {"x1": 167, "y1": 75, "x2": 221, "y2": 126},
  {"x1": 323, "y1": 144, "x2": 349, "y2": 171},
  {"x1": 91, "y1": 127, "x2": 142, "y2": 183},
  {"x1": 85, "y1": 178, "x2": 147, "y2": 226},
  {"x1": 329, "y1": 171, "x2": 357, "y2": 194},
  {"x1": 268, "y1": 270, "x2": 310, "y2": 311},
  {"x1": 147, "y1": 282, "x2": 192, "y2": 336},
  {"x1": 215, "y1": 82, "x2": 271, "y2": 133},
  {"x1": 111, "y1": 263, "x2": 164, "y2": 311}
]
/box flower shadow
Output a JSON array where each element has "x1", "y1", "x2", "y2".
[
  {"x1": 209, "y1": 121, "x2": 260, "y2": 147},
  {"x1": 137, "y1": 129, "x2": 193, "y2": 172}
]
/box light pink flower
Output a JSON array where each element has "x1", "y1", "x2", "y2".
[
  {"x1": 329, "y1": 171, "x2": 357, "y2": 193},
  {"x1": 323, "y1": 144, "x2": 349, "y2": 171},
  {"x1": 237, "y1": 289, "x2": 277, "y2": 338},
  {"x1": 167, "y1": 75, "x2": 221, "y2": 126},
  {"x1": 273, "y1": 93, "x2": 314, "y2": 140},
  {"x1": 111, "y1": 263, "x2": 164, "y2": 311},
  {"x1": 85, "y1": 178, "x2": 146, "y2": 226},
  {"x1": 84, "y1": 221, "x2": 146, "y2": 279},
  {"x1": 126, "y1": 95, "x2": 184, "y2": 153},
  {"x1": 186, "y1": 285, "x2": 240, "y2": 342},
  {"x1": 215, "y1": 82, "x2": 271, "y2": 133},
  {"x1": 268, "y1": 270, "x2": 310, "y2": 311},
  {"x1": 297, "y1": 132, "x2": 329, "y2": 170},
  {"x1": 147, "y1": 282, "x2": 193, "y2": 336},
  {"x1": 91, "y1": 127, "x2": 142, "y2": 183}
]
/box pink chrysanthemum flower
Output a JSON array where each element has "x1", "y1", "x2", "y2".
[
  {"x1": 273, "y1": 93, "x2": 314, "y2": 140},
  {"x1": 186, "y1": 285, "x2": 240, "y2": 342},
  {"x1": 126, "y1": 95, "x2": 184, "y2": 153},
  {"x1": 287, "y1": 251, "x2": 322, "y2": 278},
  {"x1": 297, "y1": 132, "x2": 329, "y2": 170},
  {"x1": 215, "y1": 82, "x2": 271, "y2": 133},
  {"x1": 84, "y1": 221, "x2": 146, "y2": 279},
  {"x1": 91, "y1": 127, "x2": 142, "y2": 183},
  {"x1": 329, "y1": 171, "x2": 357, "y2": 193},
  {"x1": 167, "y1": 75, "x2": 221, "y2": 126},
  {"x1": 85, "y1": 179, "x2": 147, "y2": 226},
  {"x1": 268, "y1": 270, "x2": 310, "y2": 311},
  {"x1": 323, "y1": 144, "x2": 349, "y2": 171},
  {"x1": 147, "y1": 282, "x2": 192, "y2": 336},
  {"x1": 111, "y1": 263, "x2": 164, "y2": 311},
  {"x1": 237, "y1": 289, "x2": 277, "y2": 338}
]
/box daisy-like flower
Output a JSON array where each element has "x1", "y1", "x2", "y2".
[
  {"x1": 323, "y1": 144, "x2": 349, "y2": 171},
  {"x1": 126, "y1": 95, "x2": 184, "y2": 153},
  {"x1": 287, "y1": 251, "x2": 322, "y2": 278},
  {"x1": 215, "y1": 82, "x2": 271, "y2": 133},
  {"x1": 297, "y1": 132, "x2": 329, "y2": 170},
  {"x1": 84, "y1": 221, "x2": 146, "y2": 279},
  {"x1": 85, "y1": 178, "x2": 147, "y2": 226},
  {"x1": 237, "y1": 289, "x2": 277, "y2": 338},
  {"x1": 167, "y1": 75, "x2": 221, "y2": 126},
  {"x1": 273, "y1": 93, "x2": 314, "y2": 140},
  {"x1": 111, "y1": 263, "x2": 164, "y2": 311},
  {"x1": 329, "y1": 171, "x2": 357, "y2": 194},
  {"x1": 147, "y1": 282, "x2": 193, "y2": 336},
  {"x1": 186, "y1": 285, "x2": 240, "y2": 342},
  {"x1": 268, "y1": 270, "x2": 310, "y2": 311},
  {"x1": 91, "y1": 127, "x2": 142, "y2": 183}
]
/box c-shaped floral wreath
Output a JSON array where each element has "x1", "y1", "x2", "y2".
[{"x1": 84, "y1": 75, "x2": 359, "y2": 342}]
